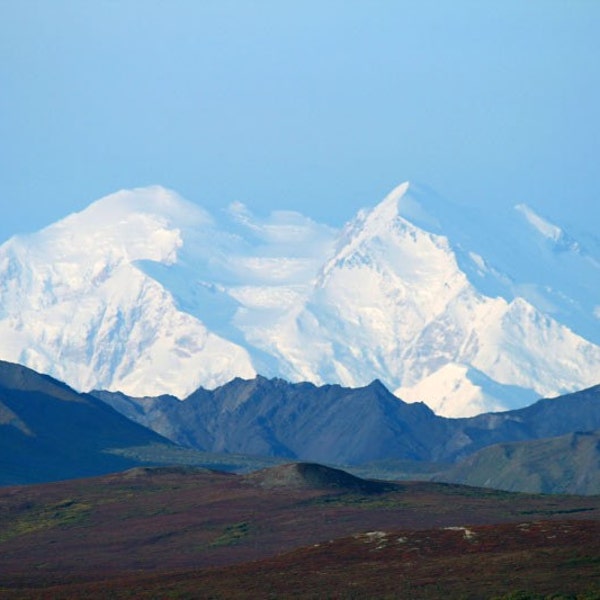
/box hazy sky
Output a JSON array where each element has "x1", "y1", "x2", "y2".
[{"x1": 1, "y1": 0, "x2": 599, "y2": 243}]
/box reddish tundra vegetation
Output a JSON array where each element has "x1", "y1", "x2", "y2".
[{"x1": 1, "y1": 464, "x2": 600, "y2": 599}]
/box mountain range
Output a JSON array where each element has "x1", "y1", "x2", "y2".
[
  {"x1": 3, "y1": 358, "x2": 600, "y2": 494},
  {"x1": 94, "y1": 373, "x2": 600, "y2": 470},
  {"x1": 0, "y1": 183, "x2": 598, "y2": 416}
]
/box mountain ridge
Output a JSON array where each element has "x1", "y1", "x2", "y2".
[{"x1": 94, "y1": 372, "x2": 600, "y2": 468}]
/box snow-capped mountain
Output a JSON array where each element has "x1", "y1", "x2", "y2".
[{"x1": 0, "y1": 183, "x2": 598, "y2": 416}]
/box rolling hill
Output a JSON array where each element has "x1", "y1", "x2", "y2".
[
  {"x1": 435, "y1": 430, "x2": 600, "y2": 494},
  {"x1": 1, "y1": 464, "x2": 600, "y2": 599}
]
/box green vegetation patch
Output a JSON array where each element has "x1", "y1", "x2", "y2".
[
  {"x1": 209, "y1": 521, "x2": 252, "y2": 547},
  {"x1": 432, "y1": 482, "x2": 520, "y2": 499},
  {"x1": 305, "y1": 491, "x2": 408, "y2": 509},
  {"x1": 0, "y1": 498, "x2": 91, "y2": 543},
  {"x1": 562, "y1": 555, "x2": 600, "y2": 568},
  {"x1": 107, "y1": 443, "x2": 288, "y2": 472}
]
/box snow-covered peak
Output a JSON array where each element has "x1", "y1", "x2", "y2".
[
  {"x1": 337, "y1": 181, "x2": 411, "y2": 244},
  {"x1": 396, "y1": 363, "x2": 539, "y2": 417},
  {"x1": 48, "y1": 186, "x2": 211, "y2": 242},
  {"x1": 363, "y1": 181, "x2": 410, "y2": 225},
  {"x1": 318, "y1": 181, "x2": 454, "y2": 289},
  {"x1": 77, "y1": 186, "x2": 211, "y2": 227},
  {"x1": 0, "y1": 188, "x2": 256, "y2": 396},
  {"x1": 13, "y1": 186, "x2": 213, "y2": 269},
  {"x1": 0, "y1": 183, "x2": 598, "y2": 417}
]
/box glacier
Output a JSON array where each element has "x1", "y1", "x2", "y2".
[{"x1": 0, "y1": 182, "x2": 598, "y2": 417}]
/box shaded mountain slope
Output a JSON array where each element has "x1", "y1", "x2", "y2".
[
  {"x1": 95, "y1": 376, "x2": 447, "y2": 465},
  {"x1": 4, "y1": 358, "x2": 600, "y2": 492},
  {"x1": 444, "y1": 384, "x2": 600, "y2": 461},
  {"x1": 0, "y1": 360, "x2": 176, "y2": 485},
  {"x1": 436, "y1": 429, "x2": 600, "y2": 494},
  {"x1": 95, "y1": 379, "x2": 600, "y2": 467}
]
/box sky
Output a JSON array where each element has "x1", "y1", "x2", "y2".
[{"x1": 1, "y1": 0, "x2": 599, "y2": 244}]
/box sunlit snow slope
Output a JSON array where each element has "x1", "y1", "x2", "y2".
[{"x1": 0, "y1": 183, "x2": 598, "y2": 416}]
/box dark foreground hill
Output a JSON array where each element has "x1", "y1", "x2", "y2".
[
  {"x1": 1, "y1": 464, "x2": 600, "y2": 599},
  {"x1": 0, "y1": 360, "x2": 292, "y2": 485},
  {"x1": 0, "y1": 360, "x2": 178, "y2": 484}
]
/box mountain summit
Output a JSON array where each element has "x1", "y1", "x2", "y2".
[{"x1": 0, "y1": 183, "x2": 598, "y2": 416}]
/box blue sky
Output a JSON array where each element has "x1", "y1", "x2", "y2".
[{"x1": 1, "y1": 0, "x2": 599, "y2": 243}]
